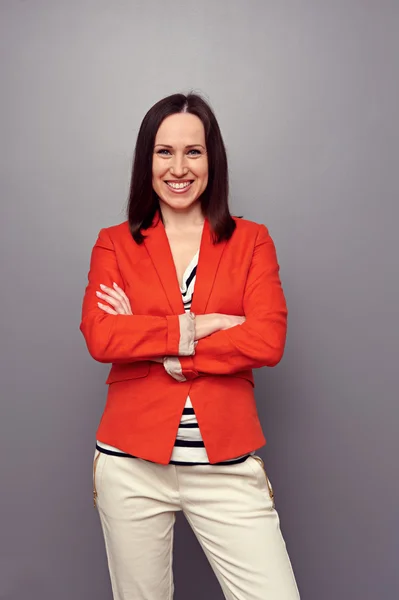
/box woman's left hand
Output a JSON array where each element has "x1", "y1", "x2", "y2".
[{"x1": 96, "y1": 283, "x2": 133, "y2": 315}]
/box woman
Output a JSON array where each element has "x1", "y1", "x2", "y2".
[{"x1": 80, "y1": 93, "x2": 300, "y2": 599}]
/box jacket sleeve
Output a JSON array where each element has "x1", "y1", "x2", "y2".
[
  {"x1": 173, "y1": 224, "x2": 288, "y2": 379},
  {"x1": 80, "y1": 228, "x2": 195, "y2": 364}
]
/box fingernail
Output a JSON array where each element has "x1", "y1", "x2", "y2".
[
  {"x1": 113, "y1": 282, "x2": 118, "y2": 288},
  {"x1": 96, "y1": 291, "x2": 101, "y2": 297},
  {"x1": 100, "y1": 284, "x2": 106, "y2": 290}
]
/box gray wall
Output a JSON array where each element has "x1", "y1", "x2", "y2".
[{"x1": 1, "y1": 1, "x2": 398, "y2": 598}]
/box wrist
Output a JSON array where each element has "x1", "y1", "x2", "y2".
[{"x1": 215, "y1": 314, "x2": 225, "y2": 332}]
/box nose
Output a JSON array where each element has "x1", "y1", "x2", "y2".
[{"x1": 170, "y1": 152, "x2": 188, "y2": 177}]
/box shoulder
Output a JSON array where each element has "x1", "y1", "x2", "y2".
[
  {"x1": 100, "y1": 220, "x2": 130, "y2": 237},
  {"x1": 94, "y1": 220, "x2": 131, "y2": 245},
  {"x1": 232, "y1": 216, "x2": 270, "y2": 242},
  {"x1": 232, "y1": 216, "x2": 263, "y2": 231}
]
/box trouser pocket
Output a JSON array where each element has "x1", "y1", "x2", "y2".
[
  {"x1": 251, "y1": 455, "x2": 275, "y2": 509},
  {"x1": 93, "y1": 450, "x2": 102, "y2": 509}
]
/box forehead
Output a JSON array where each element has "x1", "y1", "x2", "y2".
[{"x1": 155, "y1": 113, "x2": 205, "y2": 145}]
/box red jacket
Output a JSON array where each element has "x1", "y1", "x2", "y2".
[{"x1": 80, "y1": 215, "x2": 288, "y2": 464}]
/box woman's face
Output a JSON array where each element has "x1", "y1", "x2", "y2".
[{"x1": 152, "y1": 113, "x2": 208, "y2": 211}]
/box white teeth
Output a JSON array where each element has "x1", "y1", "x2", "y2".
[{"x1": 167, "y1": 181, "x2": 191, "y2": 189}]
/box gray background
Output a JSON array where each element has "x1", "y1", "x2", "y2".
[{"x1": 1, "y1": 1, "x2": 398, "y2": 599}]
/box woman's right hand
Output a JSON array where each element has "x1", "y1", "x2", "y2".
[{"x1": 194, "y1": 314, "x2": 245, "y2": 340}]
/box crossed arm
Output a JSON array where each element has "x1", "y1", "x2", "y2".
[
  {"x1": 80, "y1": 225, "x2": 287, "y2": 377},
  {"x1": 95, "y1": 282, "x2": 244, "y2": 351}
]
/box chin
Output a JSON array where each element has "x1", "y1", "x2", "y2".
[
  {"x1": 164, "y1": 198, "x2": 198, "y2": 210},
  {"x1": 159, "y1": 193, "x2": 201, "y2": 210}
]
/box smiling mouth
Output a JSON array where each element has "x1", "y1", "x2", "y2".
[{"x1": 165, "y1": 180, "x2": 194, "y2": 191}]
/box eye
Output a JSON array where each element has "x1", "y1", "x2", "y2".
[
  {"x1": 156, "y1": 149, "x2": 172, "y2": 156},
  {"x1": 187, "y1": 149, "x2": 202, "y2": 156}
]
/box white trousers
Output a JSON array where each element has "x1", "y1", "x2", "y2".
[{"x1": 93, "y1": 451, "x2": 300, "y2": 600}]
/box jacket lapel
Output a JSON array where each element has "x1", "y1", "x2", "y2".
[
  {"x1": 143, "y1": 214, "x2": 227, "y2": 316},
  {"x1": 143, "y1": 214, "x2": 184, "y2": 315},
  {"x1": 190, "y1": 219, "x2": 227, "y2": 315}
]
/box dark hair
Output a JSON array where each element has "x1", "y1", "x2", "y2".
[{"x1": 127, "y1": 93, "x2": 236, "y2": 244}]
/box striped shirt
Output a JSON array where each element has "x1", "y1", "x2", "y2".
[{"x1": 97, "y1": 251, "x2": 251, "y2": 466}]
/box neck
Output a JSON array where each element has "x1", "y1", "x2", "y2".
[{"x1": 159, "y1": 200, "x2": 205, "y2": 231}]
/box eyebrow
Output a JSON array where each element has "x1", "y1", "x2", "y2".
[{"x1": 154, "y1": 144, "x2": 206, "y2": 149}]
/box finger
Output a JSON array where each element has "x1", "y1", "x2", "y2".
[
  {"x1": 112, "y1": 283, "x2": 133, "y2": 314},
  {"x1": 99, "y1": 284, "x2": 123, "y2": 302},
  {"x1": 97, "y1": 284, "x2": 128, "y2": 315},
  {"x1": 96, "y1": 291, "x2": 126, "y2": 314},
  {"x1": 97, "y1": 302, "x2": 118, "y2": 315},
  {"x1": 227, "y1": 316, "x2": 245, "y2": 328},
  {"x1": 114, "y1": 284, "x2": 132, "y2": 314},
  {"x1": 99, "y1": 283, "x2": 129, "y2": 315}
]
